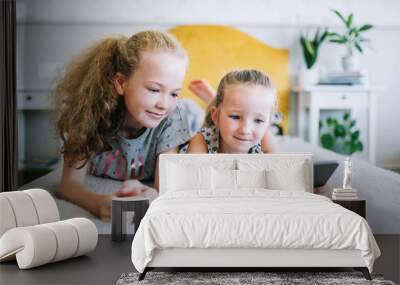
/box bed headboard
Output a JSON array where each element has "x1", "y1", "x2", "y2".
[
  {"x1": 159, "y1": 153, "x2": 313, "y2": 195},
  {"x1": 169, "y1": 25, "x2": 290, "y2": 133}
]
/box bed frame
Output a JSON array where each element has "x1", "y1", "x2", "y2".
[
  {"x1": 139, "y1": 248, "x2": 371, "y2": 280},
  {"x1": 136, "y1": 153, "x2": 372, "y2": 281}
]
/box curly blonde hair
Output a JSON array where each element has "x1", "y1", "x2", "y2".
[
  {"x1": 53, "y1": 31, "x2": 187, "y2": 167},
  {"x1": 203, "y1": 69, "x2": 277, "y2": 127}
]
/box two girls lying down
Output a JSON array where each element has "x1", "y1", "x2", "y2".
[{"x1": 54, "y1": 29, "x2": 278, "y2": 221}]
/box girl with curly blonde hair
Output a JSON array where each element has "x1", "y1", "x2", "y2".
[{"x1": 54, "y1": 30, "x2": 190, "y2": 220}]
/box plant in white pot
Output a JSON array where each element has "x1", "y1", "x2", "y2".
[
  {"x1": 299, "y1": 29, "x2": 328, "y2": 87},
  {"x1": 328, "y1": 9, "x2": 373, "y2": 72}
]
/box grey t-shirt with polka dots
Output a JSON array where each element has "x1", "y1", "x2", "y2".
[{"x1": 89, "y1": 101, "x2": 191, "y2": 182}]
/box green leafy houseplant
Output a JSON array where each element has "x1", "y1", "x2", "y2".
[
  {"x1": 300, "y1": 29, "x2": 329, "y2": 69},
  {"x1": 319, "y1": 112, "x2": 363, "y2": 155},
  {"x1": 328, "y1": 9, "x2": 373, "y2": 55}
]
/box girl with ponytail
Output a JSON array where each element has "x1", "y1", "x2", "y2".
[
  {"x1": 54, "y1": 31, "x2": 190, "y2": 220},
  {"x1": 186, "y1": 69, "x2": 278, "y2": 154}
]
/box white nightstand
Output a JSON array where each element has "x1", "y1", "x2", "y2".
[{"x1": 294, "y1": 85, "x2": 378, "y2": 163}]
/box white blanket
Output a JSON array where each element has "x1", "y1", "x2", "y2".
[{"x1": 131, "y1": 190, "x2": 380, "y2": 273}]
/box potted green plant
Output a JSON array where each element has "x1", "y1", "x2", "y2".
[
  {"x1": 299, "y1": 29, "x2": 328, "y2": 87},
  {"x1": 319, "y1": 112, "x2": 363, "y2": 155},
  {"x1": 328, "y1": 9, "x2": 373, "y2": 71}
]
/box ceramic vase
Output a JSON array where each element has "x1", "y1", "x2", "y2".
[
  {"x1": 342, "y1": 47, "x2": 360, "y2": 72},
  {"x1": 299, "y1": 67, "x2": 319, "y2": 88}
]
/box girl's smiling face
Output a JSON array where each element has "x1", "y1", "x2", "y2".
[
  {"x1": 114, "y1": 51, "x2": 187, "y2": 137},
  {"x1": 211, "y1": 84, "x2": 275, "y2": 153}
]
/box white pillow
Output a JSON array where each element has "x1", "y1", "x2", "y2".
[
  {"x1": 212, "y1": 168, "x2": 237, "y2": 190},
  {"x1": 266, "y1": 164, "x2": 307, "y2": 191},
  {"x1": 167, "y1": 162, "x2": 212, "y2": 192},
  {"x1": 237, "y1": 159, "x2": 308, "y2": 191},
  {"x1": 236, "y1": 169, "x2": 267, "y2": 189}
]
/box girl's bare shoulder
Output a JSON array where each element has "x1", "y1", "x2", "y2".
[{"x1": 187, "y1": 133, "x2": 208, "y2": 153}]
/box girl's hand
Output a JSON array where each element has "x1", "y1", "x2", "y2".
[
  {"x1": 93, "y1": 180, "x2": 147, "y2": 222},
  {"x1": 116, "y1": 179, "x2": 149, "y2": 197},
  {"x1": 94, "y1": 194, "x2": 113, "y2": 222},
  {"x1": 188, "y1": 79, "x2": 216, "y2": 104}
]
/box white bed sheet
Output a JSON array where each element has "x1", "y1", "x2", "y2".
[{"x1": 131, "y1": 190, "x2": 380, "y2": 273}]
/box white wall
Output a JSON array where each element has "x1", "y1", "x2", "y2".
[{"x1": 16, "y1": 0, "x2": 400, "y2": 169}]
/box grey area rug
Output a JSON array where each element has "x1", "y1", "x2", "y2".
[{"x1": 116, "y1": 271, "x2": 396, "y2": 285}]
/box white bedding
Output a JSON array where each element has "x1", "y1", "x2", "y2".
[{"x1": 131, "y1": 190, "x2": 380, "y2": 273}]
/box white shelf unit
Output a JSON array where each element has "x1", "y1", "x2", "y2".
[
  {"x1": 17, "y1": 90, "x2": 60, "y2": 172},
  {"x1": 295, "y1": 85, "x2": 378, "y2": 164}
]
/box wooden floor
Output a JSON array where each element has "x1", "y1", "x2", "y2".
[
  {"x1": 0, "y1": 234, "x2": 398, "y2": 284},
  {"x1": 373, "y1": 234, "x2": 400, "y2": 284}
]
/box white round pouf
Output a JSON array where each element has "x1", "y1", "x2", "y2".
[
  {"x1": 1, "y1": 192, "x2": 39, "y2": 227},
  {"x1": 0, "y1": 195, "x2": 17, "y2": 237},
  {"x1": 42, "y1": 221, "x2": 79, "y2": 262},
  {"x1": 65, "y1": 218, "x2": 98, "y2": 257},
  {"x1": 24, "y1": 189, "x2": 60, "y2": 223},
  {"x1": 0, "y1": 226, "x2": 57, "y2": 269}
]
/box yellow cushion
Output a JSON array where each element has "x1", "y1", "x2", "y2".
[{"x1": 169, "y1": 25, "x2": 290, "y2": 133}]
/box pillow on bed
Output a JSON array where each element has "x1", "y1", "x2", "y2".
[
  {"x1": 237, "y1": 160, "x2": 307, "y2": 191},
  {"x1": 266, "y1": 164, "x2": 306, "y2": 191},
  {"x1": 236, "y1": 169, "x2": 267, "y2": 189},
  {"x1": 211, "y1": 169, "x2": 268, "y2": 190},
  {"x1": 212, "y1": 168, "x2": 237, "y2": 190},
  {"x1": 167, "y1": 162, "x2": 212, "y2": 192}
]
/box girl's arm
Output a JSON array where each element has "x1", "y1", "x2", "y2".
[
  {"x1": 187, "y1": 133, "x2": 208, "y2": 153},
  {"x1": 57, "y1": 159, "x2": 115, "y2": 221},
  {"x1": 121, "y1": 147, "x2": 179, "y2": 196},
  {"x1": 261, "y1": 129, "x2": 280, "y2": 153}
]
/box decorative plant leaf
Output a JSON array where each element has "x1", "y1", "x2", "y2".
[
  {"x1": 319, "y1": 30, "x2": 329, "y2": 43},
  {"x1": 327, "y1": 32, "x2": 340, "y2": 37},
  {"x1": 305, "y1": 40, "x2": 315, "y2": 57},
  {"x1": 359, "y1": 24, "x2": 373, "y2": 32},
  {"x1": 300, "y1": 28, "x2": 328, "y2": 69},
  {"x1": 351, "y1": 130, "x2": 360, "y2": 140},
  {"x1": 334, "y1": 125, "x2": 346, "y2": 137},
  {"x1": 329, "y1": 9, "x2": 373, "y2": 54},
  {"x1": 332, "y1": 9, "x2": 347, "y2": 25},
  {"x1": 346, "y1": 13, "x2": 353, "y2": 29},
  {"x1": 321, "y1": 133, "x2": 335, "y2": 149},
  {"x1": 352, "y1": 27, "x2": 360, "y2": 37},
  {"x1": 343, "y1": 141, "x2": 354, "y2": 155},
  {"x1": 356, "y1": 141, "x2": 364, "y2": 151},
  {"x1": 313, "y1": 30, "x2": 320, "y2": 45},
  {"x1": 320, "y1": 114, "x2": 363, "y2": 155},
  {"x1": 355, "y1": 43, "x2": 363, "y2": 53},
  {"x1": 319, "y1": 120, "x2": 323, "y2": 129},
  {"x1": 329, "y1": 38, "x2": 347, "y2": 44}
]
